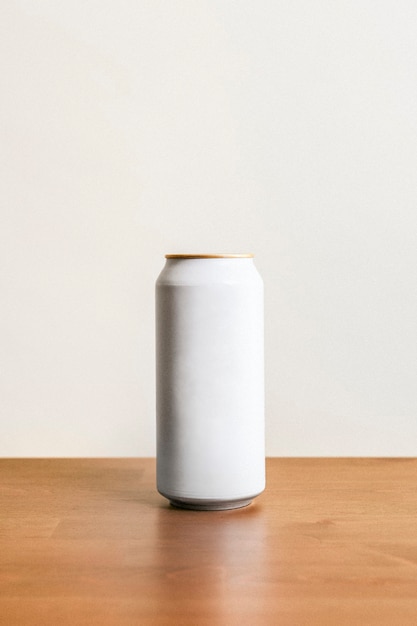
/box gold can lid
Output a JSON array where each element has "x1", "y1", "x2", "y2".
[{"x1": 165, "y1": 253, "x2": 254, "y2": 259}]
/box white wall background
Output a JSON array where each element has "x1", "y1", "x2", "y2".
[{"x1": 1, "y1": 1, "x2": 416, "y2": 456}]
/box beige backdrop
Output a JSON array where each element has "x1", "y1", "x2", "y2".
[{"x1": 1, "y1": 1, "x2": 416, "y2": 455}]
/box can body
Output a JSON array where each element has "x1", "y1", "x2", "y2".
[{"x1": 155, "y1": 254, "x2": 265, "y2": 510}]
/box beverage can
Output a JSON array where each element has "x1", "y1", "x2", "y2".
[{"x1": 156, "y1": 253, "x2": 265, "y2": 510}]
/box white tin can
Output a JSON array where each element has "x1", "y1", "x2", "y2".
[{"x1": 156, "y1": 253, "x2": 265, "y2": 510}]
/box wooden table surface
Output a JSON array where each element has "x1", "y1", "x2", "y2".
[{"x1": 1, "y1": 458, "x2": 416, "y2": 625}]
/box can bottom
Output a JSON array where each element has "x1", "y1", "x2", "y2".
[{"x1": 168, "y1": 496, "x2": 255, "y2": 511}]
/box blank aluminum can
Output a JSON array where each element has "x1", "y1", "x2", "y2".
[{"x1": 155, "y1": 253, "x2": 265, "y2": 510}]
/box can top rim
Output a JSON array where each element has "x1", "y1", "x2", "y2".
[{"x1": 165, "y1": 253, "x2": 254, "y2": 259}]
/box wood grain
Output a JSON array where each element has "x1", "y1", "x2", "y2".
[{"x1": 0, "y1": 458, "x2": 416, "y2": 625}]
